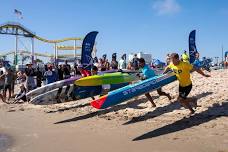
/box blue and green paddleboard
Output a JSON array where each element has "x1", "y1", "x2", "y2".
[
  {"x1": 91, "y1": 73, "x2": 177, "y2": 109},
  {"x1": 75, "y1": 72, "x2": 138, "y2": 86}
]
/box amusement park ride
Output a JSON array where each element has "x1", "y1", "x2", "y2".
[{"x1": 0, "y1": 22, "x2": 93, "y2": 65}]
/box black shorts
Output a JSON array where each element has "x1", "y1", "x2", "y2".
[
  {"x1": 4, "y1": 84, "x2": 11, "y2": 91},
  {"x1": 0, "y1": 85, "x2": 4, "y2": 91},
  {"x1": 179, "y1": 84, "x2": 192, "y2": 99}
]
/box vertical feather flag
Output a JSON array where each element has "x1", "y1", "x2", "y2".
[
  {"x1": 81, "y1": 31, "x2": 98, "y2": 68},
  {"x1": 189, "y1": 30, "x2": 197, "y2": 64}
]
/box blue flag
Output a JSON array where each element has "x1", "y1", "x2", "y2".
[
  {"x1": 225, "y1": 51, "x2": 228, "y2": 58},
  {"x1": 189, "y1": 30, "x2": 198, "y2": 64},
  {"x1": 81, "y1": 31, "x2": 98, "y2": 66}
]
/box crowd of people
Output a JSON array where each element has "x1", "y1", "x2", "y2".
[
  {"x1": 0, "y1": 53, "x2": 137, "y2": 103},
  {"x1": 0, "y1": 51, "x2": 212, "y2": 115}
]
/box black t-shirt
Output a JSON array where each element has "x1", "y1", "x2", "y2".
[
  {"x1": 25, "y1": 68, "x2": 36, "y2": 76},
  {"x1": 36, "y1": 70, "x2": 43, "y2": 82},
  {"x1": 132, "y1": 57, "x2": 139, "y2": 69},
  {"x1": 63, "y1": 64, "x2": 71, "y2": 77},
  {"x1": 58, "y1": 68, "x2": 64, "y2": 80},
  {"x1": 111, "y1": 60, "x2": 118, "y2": 69}
]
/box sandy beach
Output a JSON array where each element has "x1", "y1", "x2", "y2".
[{"x1": 0, "y1": 69, "x2": 228, "y2": 152}]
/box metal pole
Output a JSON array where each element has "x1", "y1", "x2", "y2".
[
  {"x1": 21, "y1": 53, "x2": 23, "y2": 65},
  {"x1": 54, "y1": 43, "x2": 57, "y2": 65},
  {"x1": 222, "y1": 45, "x2": 224, "y2": 63},
  {"x1": 31, "y1": 37, "x2": 34, "y2": 64},
  {"x1": 15, "y1": 35, "x2": 18, "y2": 65},
  {"x1": 215, "y1": 57, "x2": 219, "y2": 65},
  {"x1": 74, "y1": 40, "x2": 77, "y2": 60}
]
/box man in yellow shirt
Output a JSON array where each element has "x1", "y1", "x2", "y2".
[{"x1": 163, "y1": 53, "x2": 210, "y2": 115}]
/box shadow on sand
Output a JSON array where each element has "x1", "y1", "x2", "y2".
[
  {"x1": 133, "y1": 101, "x2": 228, "y2": 141},
  {"x1": 124, "y1": 92, "x2": 213, "y2": 125},
  {"x1": 46, "y1": 103, "x2": 91, "y2": 113},
  {"x1": 54, "y1": 96, "x2": 151, "y2": 124}
]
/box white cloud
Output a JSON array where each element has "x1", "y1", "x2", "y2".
[{"x1": 152, "y1": 0, "x2": 181, "y2": 15}]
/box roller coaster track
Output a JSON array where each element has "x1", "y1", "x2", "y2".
[
  {"x1": 0, "y1": 22, "x2": 83, "y2": 43},
  {"x1": 56, "y1": 45, "x2": 82, "y2": 50},
  {"x1": 0, "y1": 50, "x2": 80, "y2": 58}
]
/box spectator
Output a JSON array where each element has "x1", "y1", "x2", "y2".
[
  {"x1": 166, "y1": 53, "x2": 171, "y2": 65},
  {"x1": 63, "y1": 60, "x2": 71, "y2": 79},
  {"x1": 57, "y1": 65, "x2": 64, "y2": 81},
  {"x1": 44, "y1": 64, "x2": 57, "y2": 84},
  {"x1": 56, "y1": 60, "x2": 71, "y2": 102},
  {"x1": 17, "y1": 71, "x2": 26, "y2": 84},
  {"x1": 14, "y1": 84, "x2": 27, "y2": 103},
  {"x1": 127, "y1": 62, "x2": 133, "y2": 70},
  {"x1": 3, "y1": 68, "x2": 13, "y2": 101},
  {"x1": 98, "y1": 58, "x2": 106, "y2": 71},
  {"x1": 0, "y1": 70, "x2": 6, "y2": 103},
  {"x1": 10, "y1": 68, "x2": 16, "y2": 97},
  {"x1": 25, "y1": 63, "x2": 36, "y2": 91},
  {"x1": 181, "y1": 50, "x2": 190, "y2": 63},
  {"x1": 118, "y1": 54, "x2": 127, "y2": 69},
  {"x1": 104, "y1": 59, "x2": 110, "y2": 70},
  {"x1": 111, "y1": 57, "x2": 118, "y2": 70},
  {"x1": 0, "y1": 62, "x2": 6, "y2": 74},
  {"x1": 132, "y1": 54, "x2": 139, "y2": 70},
  {"x1": 93, "y1": 57, "x2": 99, "y2": 68},
  {"x1": 36, "y1": 67, "x2": 43, "y2": 87},
  {"x1": 78, "y1": 65, "x2": 91, "y2": 77}
]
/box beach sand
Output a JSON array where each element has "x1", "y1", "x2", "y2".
[{"x1": 0, "y1": 69, "x2": 228, "y2": 152}]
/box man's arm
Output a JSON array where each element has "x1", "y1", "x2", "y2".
[
  {"x1": 0, "y1": 73, "x2": 5, "y2": 79},
  {"x1": 163, "y1": 66, "x2": 171, "y2": 74},
  {"x1": 193, "y1": 66, "x2": 210, "y2": 77}
]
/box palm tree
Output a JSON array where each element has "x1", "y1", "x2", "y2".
[
  {"x1": 35, "y1": 58, "x2": 43, "y2": 63},
  {"x1": 21, "y1": 55, "x2": 30, "y2": 65}
]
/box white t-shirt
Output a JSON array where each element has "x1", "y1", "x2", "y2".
[
  {"x1": 0, "y1": 67, "x2": 6, "y2": 74},
  {"x1": 0, "y1": 67, "x2": 5, "y2": 86},
  {"x1": 118, "y1": 59, "x2": 126, "y2": 69}
]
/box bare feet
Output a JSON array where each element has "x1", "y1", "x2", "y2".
[
  {"x1": 167, "y1": 94, "x2": 172, "y2": 100},
  {"x1": 188, "y1": 110, "x2": 195, "y2": 116},
  {"x1": 191, "y1": 98, "x2": 198, "y2": 109},
  {"x1": 148, "y1": 103, "x2": 156, "y2": 108},
  {"x1": 150, "y1": 102, "x2": 156, "y2": 107}
]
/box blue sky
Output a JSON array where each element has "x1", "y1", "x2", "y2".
[{"x1": 0, "y1": 0, "x2": 228, "y2": 63}]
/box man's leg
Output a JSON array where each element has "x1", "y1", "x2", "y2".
[
  {"x1": 64, "y1": 85, "x2": 71, "y2": 101},
  {"x1": 178, "y1": 97, "x2": 195, "y2": 115},
  {"x1": 11, "y1": 82, "x2": 15, "y2": 97},
  {"x1": 56, "y1": 87, "x2": 63, "y2": 103},
  {"x1": 182, "y1": 97, "x2": 197, "y2": 108},
  {"x1": 64, "y1": 85, "x2": 70, "y2": 95},
  {"x1": 3, "y1": 86, "x2": 7, "y2": 100},
  {"x1": 157, "y1": 88, "x2": 172, "y2": 100},
  {"x1": 0, "y1": 93, "x2": 5, "y2": 103},
  {"x1": 178, "y1": 84, "x2": 195, "y2": 115},
  {"x1": 145, "y1": 93, "x2": 156, "y2": 107},
  {"x1": 8, "y1": 86, "x2": 12, "y2": 100}
]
